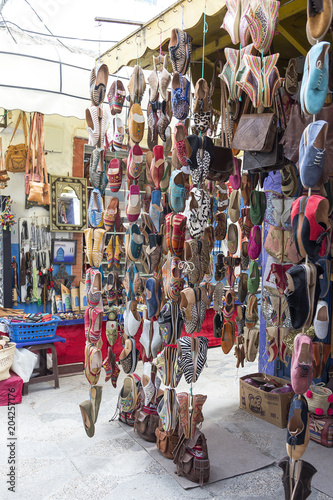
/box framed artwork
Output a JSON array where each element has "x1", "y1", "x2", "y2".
[{"x1": 51, "y1": 239, "x2": 77, "y2": 265}]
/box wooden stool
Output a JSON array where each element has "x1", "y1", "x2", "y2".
[{"x1": 22, "y1": 343, "x2": 60, "y2": 395}]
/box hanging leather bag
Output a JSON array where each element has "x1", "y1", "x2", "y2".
[
  {"x1": 27, "y1": 114, "x2": 44, "y2": 204},
  {"x1": 5, "y1": 111, "x2": 29, "y2": 173},
  {"x1": 206, "y1": 57, "x2": 234, "y2": 181},
  {"x1": 242, "y1": 92, "x2": 287, "y2": 173},
  {"x1": 231, "y1": 112, "x2": 277, "y2": 153}
]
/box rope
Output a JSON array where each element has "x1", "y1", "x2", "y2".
[
  {"x1": 201, "y1": 7, "x2": 208, "y2": 80},
  {"x1": 98, "y1": 21, "x2": 102, "y2": 63}
]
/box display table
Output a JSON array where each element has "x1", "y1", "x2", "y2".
[
  {"x1": 16, "y1": 335, "x2": 66, "y2": 395},
  {"x1": 54, "y1": 317, "x2": 109, "y2": 374}
]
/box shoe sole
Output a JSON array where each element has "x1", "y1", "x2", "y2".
[{"x1": 300, "y1": 52, "x2": 311, "y2": 115}]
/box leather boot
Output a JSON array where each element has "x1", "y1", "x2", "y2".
[
  {"x1": 278, "y1": 456, "x2": 293, "y2": 500},
  {"x1": 292, "y1": 459, "x2": 317, "y2": 500}
]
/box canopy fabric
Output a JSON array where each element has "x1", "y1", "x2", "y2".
[{"x1": 0, "y1": 31, "x2": 94, "y2": 118}]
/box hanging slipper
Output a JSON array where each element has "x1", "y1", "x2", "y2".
[
  {"x1": 157, "y1": 100, "x2": 170, "y2": 142},
  {"x1": 162, "y1": 126, "x2": 172, "y2": 157},
  {"x1": 159, "y1": 54, "x2": 172, "y2": 101},
  {"x1": 112, "y1": 117, "x2": 124, "y2": 151},
  {"x1": 145, "y1": 150, "x2": 154, "y2": 186},
  {"x1": 89, "y1": 147, "x2": 103, "y2": 189},
  {"x1": 79, "y1": 400, "x2": 95, "y2": 437},
  {"x1": 103, "y1": 196, "x2": 119, "y2": 232},
  {"x1": 107, "y1": 158, "x2": 123, "y2": 192},
  {"x1": 90, "y1": 63, "x2": 109, "y2": 106},
  {"x1": 86, "y1": 107, "x2": 100, "y2": 147},
  {"x1": 128, "y1": 103, "x2": 145, "y2": 144},
  {"x1": 127, "y1": 65, "x2": 146, "y2": 105},
  {"x1": 126, "y1": 185, "x2": 141, "y2": 222},
  {"x1": 174, "y1": 122, "x2": 190, "y2": 166},
  {"x1": 107, "y1": 79, "x2": 126, "y2": 115},
  {"x1": 127, "y1": 144, "x2": 143, "y2": 182},
  {"x1": 151, "y1": 145, "x2": 165, "y2": 189}
]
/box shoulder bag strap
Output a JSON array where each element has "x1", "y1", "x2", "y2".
[
  {"x1": 40, "y1": 114, "x2": 48, "y2": 183},
  {"x1": 25, "y1": 113, "x2": 36, "y2": 178},
  {"x1": 0, "y1": 137, "x2": 4, "y2": 171},
  {"x1": 8, "y1": 112, "x2": 22, "y2": 146},
  {"x1": 22, "y1": 112, "x2": 28, "y2": 147}
]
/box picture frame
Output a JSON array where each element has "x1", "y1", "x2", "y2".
[
  {"x1": 51, "y1": 239, "x2": 77, "y2": 265},
  {"x1": 49, "y1": 175, "x2": 87, "y2": 233}
]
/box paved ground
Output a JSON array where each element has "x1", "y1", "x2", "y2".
[{"x1": 0, "y1": 347, "x2": 331, "y2": 499}]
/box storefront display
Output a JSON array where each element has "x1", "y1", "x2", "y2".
[{"x1": 0, "y1": 0, "x2": 332, "y2": 497}]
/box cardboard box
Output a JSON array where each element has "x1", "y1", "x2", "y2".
[{"x1": 239, "y1": 372, "x2": 294, "y2": 428}]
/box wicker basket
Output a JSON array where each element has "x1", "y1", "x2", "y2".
[
  {"x1": 305, "y1": 383, "x2": 332, "y2": 415},
  {"x1": 0, "y1": 342, "x2": 16, "y2": 381}
]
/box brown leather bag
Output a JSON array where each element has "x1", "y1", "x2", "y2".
[
  {"x1": 155, "y1": 420, "x2": 179, "y2": 459},
  {"x1": 5, "y1": 112, "x2": 29, "y2": 173},
  {"x1": 206, "y1": 145, "x2": 234, "y2": 182},
  {"x1": 231, "y1": 112, "x2": 277, "y2": 152},
  {"x1": 173, "y1": 429, "x2": 210, "y2": 485},
  {"x1": 134, "y1": 407, "x2": 160, "y2": 442}
]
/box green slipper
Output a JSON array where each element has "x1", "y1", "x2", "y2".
[
  {"x1": 79, "y1": 400, "x2": 95, "y2": 438},
  {"x1": 91, "y1": 385, "x2": 103, "y2": 424}
]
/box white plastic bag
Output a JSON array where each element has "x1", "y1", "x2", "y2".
[{"x1": 11, "y1": 348, "x2": 38, "y2": 383}]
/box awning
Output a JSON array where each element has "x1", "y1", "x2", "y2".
[
  {"x1": 0, "y1": 31, "x2": 95, "y2": 119},
  {"x1": 100, "y1": 0, "x2": 309, "y2": 80}
]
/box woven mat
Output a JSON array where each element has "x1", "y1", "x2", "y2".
[{"x1": 120, "y1": 417, "x2": 274, "y2": 489}]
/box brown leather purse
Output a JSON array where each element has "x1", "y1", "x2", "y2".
[
  {"x1": 5, "y1": 112, "x2": 29, "y2": 173},
  {"x1": 155, "y1": 420, "x2": 179, "y2": 459},
  {"x1": 172, "y1": 428, "x2": 210, "y2": 485},
  {"x1": 231, "y1": 112, "x2": 277, "y2": 152}
]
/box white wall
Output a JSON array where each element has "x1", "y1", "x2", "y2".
[{"x1": 0, "y1": 110, "x2": 88, "y2": 243}]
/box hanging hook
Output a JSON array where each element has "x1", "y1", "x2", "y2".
[
  {"x1": 157, "y1": 18, "x2": 165, "y2": 58},
  {"x1": 157, "y1": 18, "x2": 164, "y2": 34}
]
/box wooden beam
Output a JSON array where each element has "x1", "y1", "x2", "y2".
[
  {"x1": 192, "y1": 34, "x2": 230, "y2": 61},
  {"x1": 277, "y1": 23, "x2": 308, "y2": 56}
]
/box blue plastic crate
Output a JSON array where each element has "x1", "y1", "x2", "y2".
[{"x1": 3, "y1": 316, "x2": 61, "y2": 343}]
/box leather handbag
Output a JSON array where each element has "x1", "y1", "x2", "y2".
[
  {"x1": 5, "y1": 112, "x2": 29, "y2": 173},
  {"x1": 134, "y1": 403, "x2": 160, "y2": 442},
  {"x1": 173, "y1": 429, "x2": 210, "y2": 485},
  {"x1": 231, "y1": 113, "x2": 277, "y2": 152},
  {"x1": 207, "y1": 144, "x2": 234, "y2": 181},
  {"x1": 242, "y1": 128, "x2": 285, "y2": 173},
  {"x1": 155, "y1": 420, "x2": 179, "y2": 459}
]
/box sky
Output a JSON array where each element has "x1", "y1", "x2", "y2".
[{"x1": 1, "y1": 0, "x2": 176, "y2": 56}]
